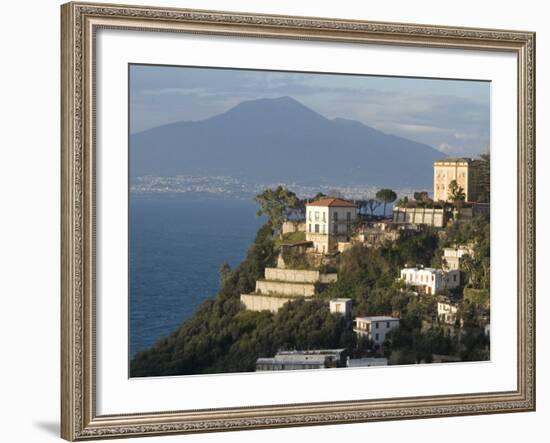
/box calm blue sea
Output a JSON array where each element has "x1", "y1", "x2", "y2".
[{"x1": 129, "y1": 195, "x2": 264, "y2": 357}]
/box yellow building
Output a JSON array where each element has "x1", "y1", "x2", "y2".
[
  {"x1": 433, "y1": 158, "x2": 479, "y2": 202},
  {"x1": 305, "y1": 197, "x2": 357, "y2": 253}
]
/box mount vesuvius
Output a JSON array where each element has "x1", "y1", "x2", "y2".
[{"x1": 130, "y1": 96, "x2": 445, "y2": 188}]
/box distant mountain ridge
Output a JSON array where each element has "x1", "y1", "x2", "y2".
[{"x1": 130, "y1": 96, "x2": 445, "y2": 188}]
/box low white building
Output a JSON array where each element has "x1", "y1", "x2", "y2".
[
  {"x1": 354, "y1": 316, "x2": 399, "y2": 346},
  {"x1": 256, "y1": 349, "x2": 346, "y2": 371},
  {"x1": 400, "y1": 266, "x2": 460, "y2": 295},
  {"x1": 329, "y1": 298, "x2": 352, "y2": 319},
  {"x1": 437, "y1": 300, "x2": 459, "y2": 324},
  {"x1": 442, "y1": 246, "x2": 474, "y2": 271}
]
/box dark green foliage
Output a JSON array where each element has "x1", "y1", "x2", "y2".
[
  {"x1": 255, "y1": 186, "x2": 303, "y2": 233},
  {"x1": 281, "y1": 246, "x2": 316, "y2": 270},
  {"x1": 131, "y1": 200, "x2": 490, "y2": 377},
  {"x1": 384, "y1": 297, "x2": 456, "y2": 364},
  {"x1": 463, "y1": 288, "x2": 490, "y2": 308},
  {"x1": 413, "y1": 191, "x2": 431, "y2": 203},
  {"x1": 443, "y1": 216, "x2": 490, "y2": 289},
  {"x1": 320, "y1": 229, "x2": 439, "y2": 305},
  {"x1": 473, "y1": 153, "x2": 490, "y2": 203},
  {"x1": 448, "y1": 179, "x2": 466, "y2": 202},
  {"x1": 458, "y1": 303, "x2": 490, "y2": 361}
]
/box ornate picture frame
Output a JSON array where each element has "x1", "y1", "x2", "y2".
[{"x1": 61, "y1": 2, "x2": 535, "y2": 440}]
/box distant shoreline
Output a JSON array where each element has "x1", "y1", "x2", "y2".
[{"x1": 130, "y1": 175, "x2": 424, "y2": 201}]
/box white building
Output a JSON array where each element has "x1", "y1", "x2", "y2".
[
  {"x1": 305, "y1": 197, "x2": 357, "y2": 254},
  {"x1": 400, "y1": 266, "x2": 461, "y2": 295},
  {"x1": 256, "y1": 349, "x2": 346, "y2": 371},
  {"x1": 437, "y1": 300, "x2": 459, "y2": 324},
  {"x1": 354, "y1": 316, "x2": 400, "y2": 346},
  {"x1": 442, "y1": 246, "x2": 473, "y2": 271},
  {"x1": 329, "y1": 298, "x2": 352, "y2": 319}
]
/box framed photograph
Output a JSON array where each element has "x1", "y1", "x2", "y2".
[{"x1": 61, "y1": 2, "x2": 536, "y2": 440}]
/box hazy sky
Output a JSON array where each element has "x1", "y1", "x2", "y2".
[{"x1": 130, "y1": 64, "x2": 490, "y2": 158}]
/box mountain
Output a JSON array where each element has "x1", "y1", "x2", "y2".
[{"x1": 130, "y1": 96, "x2": 445, "y2": 188}]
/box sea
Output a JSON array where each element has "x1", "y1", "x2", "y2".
[{"x1": 130, "y1": 194, "x2": 264, "y2": 357}]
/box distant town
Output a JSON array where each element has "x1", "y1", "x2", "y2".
[
  {"x1": 131, "y1": 155, "x2": 491, "y2": 376},
  {"x1": 130, "y1": 175, "x2": 417, "y2": 202}
]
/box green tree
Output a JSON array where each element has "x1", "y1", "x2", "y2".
[
  {"x1": 218, "y1": 262, "x2": 231, "y2": 286},
  {"x1": 413, "y1": 191, "x2": 430, "y2": 203},
  {"x1": 375, "y1": 189, "x2": 397, "y2": 217},
  {"x1": 473, "y1": 153, "x2": 490, "y2": 203},
  {"x1": 448, "y1": 180, "x2": 466, "y2": 202},
  {"x1": 255, "y1": 186, "x2": 302, "y2": 235},
  {"x1": 449, "y1": 216, "x2": 490, "y2": 289}
]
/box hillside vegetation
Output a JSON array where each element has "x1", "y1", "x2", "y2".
[{"x1": 131, "y1": 211, "x2": 490, "y2": 376}]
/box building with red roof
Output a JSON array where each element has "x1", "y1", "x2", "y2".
[{"x1": 305, "y1": 197, "x2": 358, "y2": 253}]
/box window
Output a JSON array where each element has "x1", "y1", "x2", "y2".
[
  {"x1": 322, "y1": 212, "x2": 326, "y2": 222},
  {"x1": 308, "y1": 224, "x2": 311, "y2": 233},
  {"x1": 453, "y1": 274, "x2": 457, "y2": 282},
  {"x1": 333, "y1": 224, "x2": 338, "y2": 234},
  {"x1": 346, "y1": 211, "x2": 351, "y2": 221},
  {"x1": 375, "y1": 333, "x2": 379, "y2": 341},
  {"x1": 315, "y1": 211, "x2": 319, "y2": 221},
  {"x1": 314, "y1": 224, "x2": 319, "y2": 233},
  {"x1": 333, "y1": 212, "x2": 338, "y2": 221},
  {"x1": 308, "y1": 211, "x2": 311, "y2": 221},
  {"x1": 322, "y1": 224, "x2": 325, "y2": 234},
  {"x1": 375, "y1": 322, "x2": 379, "y2": 329},
  {"x1": 386, "y1": 322, "x2": 390, "y2": 328}
]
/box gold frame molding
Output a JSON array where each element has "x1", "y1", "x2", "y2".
[{"x1": 61, "y1": 2, "x2": 536, "y2": 440}]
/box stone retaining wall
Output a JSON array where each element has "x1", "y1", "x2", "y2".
[
  {"x1": 240, "y1": 294, "x2": 295, "y2": 313},
  {"x1": 264, "y1": 267, "x2": 337, "y2": 284},
  {"x1": 393, "y1": 207, "x2": 447, "y2": 227},
  {"x1": 255, "y1": 280, "x2": 315, "y2": 297}
]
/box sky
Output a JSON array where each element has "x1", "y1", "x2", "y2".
[{"x1": 130, "y1": 64, "x2": 490, "y2": 158}]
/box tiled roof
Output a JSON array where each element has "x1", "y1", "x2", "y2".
[{"x1": 306, "y1": 197, "x2": 357, "y2": 208}]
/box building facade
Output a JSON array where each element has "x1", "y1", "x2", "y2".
[
  {"x1": 256, "y1": 349, "x2": 346, "y2": 371},
  {"x1": 329, "y1": 298, "x2": 352, "y2": 320},
  {"x1": 354, "y1": 316, "x2": 400, "y2": 346},
  {"x1": 400, "y1": 266, "x2": 461, "y2": 295},
  {"x1": 442, "y1": 246, "x2": 474, "y2": 271},
  {"x1": 433, "y1": 157, "x2": 479, "y2": 202},
  {"x1": 392, "y1": 206, "x2": 448, "y2": 227},
  {"x1": 305, "y1": 198, "x2": 358, "y2": 253},
  {"x1": 437, "y1": 300, "x2": 459, "y2": 324},
  {"x1": 240, "y1": 267, "x2": 338, "y2": 313}
]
